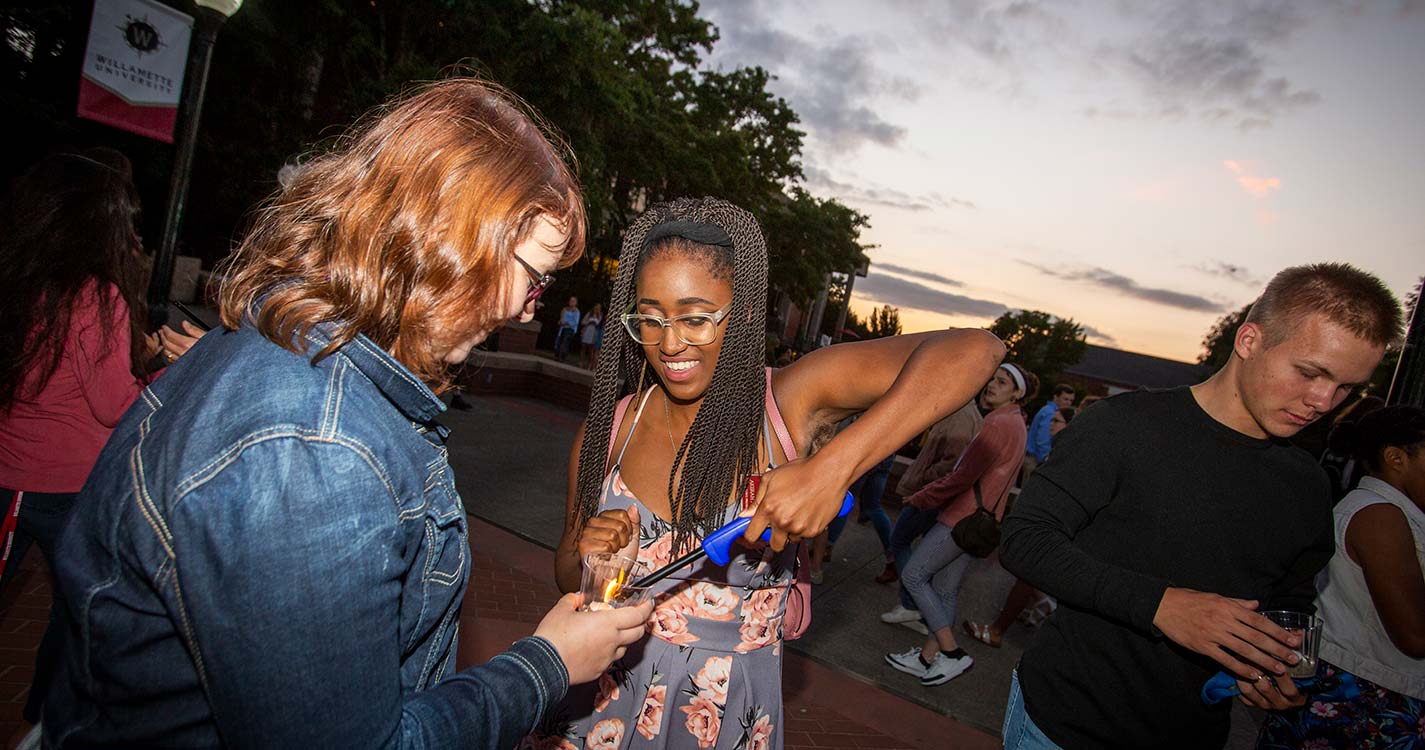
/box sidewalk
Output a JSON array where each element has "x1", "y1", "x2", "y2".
[{"x1": 0, "y1": 520, "x2": 994, "y2": 750}]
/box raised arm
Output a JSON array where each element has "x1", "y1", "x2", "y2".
[{"x1": 748, "y1": 328, "x2": 1004, "y2": 547}]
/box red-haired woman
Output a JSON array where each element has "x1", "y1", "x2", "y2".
[{"x1": 41, "y1": 79, "x2": 649, "y2": 749}]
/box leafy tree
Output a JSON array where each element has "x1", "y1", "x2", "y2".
[
  {"x1": 868, "y1": 305, "x2": 901, "y2": 338},
  {"x1": 1198, "y1": 303, "x2": 1252, "y2": 370},
  {"x1": 986, "y1": 310, "x2": 1087, "y2": 388},
  {"x1": 2, "y1": 0, "x2": 874, "y2": 349}
]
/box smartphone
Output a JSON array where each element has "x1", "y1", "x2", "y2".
[{"x1": 170, "y1": 300, "x2": 213, "y2": 332}]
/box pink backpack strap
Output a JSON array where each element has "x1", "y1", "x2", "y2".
[
  {"x1": 764, "y1": 368, "x2": 797, "y2": 461},
  {"x1": 607, "y1": 394, "x2": 636, "y2": 467}
]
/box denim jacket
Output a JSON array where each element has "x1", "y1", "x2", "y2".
[{"x1": 44, "y1": 321, "x2": 568, "y2": 749}]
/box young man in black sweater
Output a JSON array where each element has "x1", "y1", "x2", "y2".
[{"x1": 999, "y1": 263, "x2": 1403, "y2": 749}]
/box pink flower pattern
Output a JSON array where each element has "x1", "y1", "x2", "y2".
[
  {"x1": 593, "y1": 672, "x2": 620, "y2": 713},
  {"x1": 648, "y1": 602, "x2": 700, "y2": 647},
  {"x1": 692, "y1": 656, "x2": 732, "y2": 705},
  {"x1": 744, "y1": 587, "x2": 785, "y2": 620},
  {"x1": 584, "y1": 718, "x2": 624, "y2": 750},
  {"x1": 541, "y1": 465, "x2": 795, "y2": 750},
  {"x1": 686, "y1": 582, "x2": 740, "y2": 621},
  {"x1": 636, "y1": 685, "x2": 667, "y2": 740},
  {"x1": 745, "y1": 713, "x2": 774, "y2": 750},
  {"x1": 680, "y1": 695, "x2": 722, "y2": 749},
  {"x1": 735, "y1": 611, "x2": 781, "y2": 654}
]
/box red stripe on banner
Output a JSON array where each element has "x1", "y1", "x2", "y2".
[{"x1": 77, "y1": 77, "x2": 179, "y2": 143}]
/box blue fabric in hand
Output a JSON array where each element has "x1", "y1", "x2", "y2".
[{"x1": 1200, "y1": 671, "x2": 1324, "y2": 705}]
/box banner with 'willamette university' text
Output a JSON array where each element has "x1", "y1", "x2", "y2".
[{"x1": 77, "y1": 0, "x2": 193, "y2": 143}]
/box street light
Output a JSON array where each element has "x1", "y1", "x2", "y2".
[{"x1": 147, "y1": 0, "x2": 243, "y2": 326}]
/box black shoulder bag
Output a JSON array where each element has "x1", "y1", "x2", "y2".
[{"x1": 950, "y1": 480, "x2": 1003, "y2": 558}]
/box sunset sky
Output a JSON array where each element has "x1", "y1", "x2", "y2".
[{"x1": 700, "y1": 0, "x2": 1424, "y2": 362}]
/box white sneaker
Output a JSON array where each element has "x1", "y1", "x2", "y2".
[
  {"x1": 884, "y1": 647, "x2": 930, "y2": 678},
  {"x1": 880, "y1": 605, "x2": 921, "y2": 624},
  {"x1": 901, "y1": 619, "x2": 929, "y2": 635},
  {"x1": 920, "y1": 652, "x2": 974, "y2": 686}
]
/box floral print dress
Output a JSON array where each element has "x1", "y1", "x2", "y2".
[{"x1": 526, "y1": 388, "x2": 797, "y2": 750}]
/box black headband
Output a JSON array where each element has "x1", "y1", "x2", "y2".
[{"x1": 643, "y1": 220, "x2": 734, "y2": 250}]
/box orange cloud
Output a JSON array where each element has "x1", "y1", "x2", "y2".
[{"x1": 1223, "y1": 160, "x2": 1281, "y2": 198}]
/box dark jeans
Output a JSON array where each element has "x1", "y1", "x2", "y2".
[
  {"x1": 0, "y1": 488, "x2": 77, "y2": 724},
  {"x1": 554, "y1": 326, "x2": 576, "y2": 361},
  {"x1": 828, "y1": 455, "x2": 894, "y2": 551},
  {"x1": 888, "y1": 505, "x2": 940, "y2": 610}
]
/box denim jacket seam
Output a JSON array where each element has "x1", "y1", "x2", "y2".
[
  {"x1": 319, "y1": 357, "x2": 343, "y2": 439},
  {"x1": 415, "y1": 592, "x2": 462, "y2": 685},
  {"x1": 163, "y1": 557, "x2": 212, "y2": 695},
  {"x1": 174, "y1": 428, "x2": 399, "y2": 507},
  {"x1": 494, "y1": 651, "x2": 549, "y2": 716},
  {"x1": 131, "y1": 431, "x2": 176, "y2": 559},
  {"x1": 525, "y1": 636, "x2": 569, "y2": 689}
]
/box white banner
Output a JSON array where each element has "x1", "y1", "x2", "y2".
[{"x1": 77, "y1": 0, "x2": 193, "y2": 141}]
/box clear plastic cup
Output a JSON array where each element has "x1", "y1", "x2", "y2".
[
  {"x1": 580, "y1": 552, "x2": 652, "y2": 611},
  {"x1": 1260, "y1": 610, "x2": 1322, "y2": 679}
]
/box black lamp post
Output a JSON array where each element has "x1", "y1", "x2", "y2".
[{"x1": 147, "y1": 0, "x2": 243, "y2": 327}]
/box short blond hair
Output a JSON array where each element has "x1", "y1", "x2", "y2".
[{"x1": 1245, "y1": 263, "x2": 1402, "y2": 349}]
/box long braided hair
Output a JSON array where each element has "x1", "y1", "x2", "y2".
[{"x1": 574, "y1": 197, "x2": 769, "y2": 555}]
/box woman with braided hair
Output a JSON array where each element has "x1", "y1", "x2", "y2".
[{"x1": 537, "y1": 197, "x2": 1004, "y2": 749}]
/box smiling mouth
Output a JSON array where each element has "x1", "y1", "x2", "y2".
[{"x1": 665, "y1": 360, "x2": 697, "y2": 372}]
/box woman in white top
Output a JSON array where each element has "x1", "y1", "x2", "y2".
[{"x1": 1257, "y1": 405, "x2": 1425, "y2": 749}]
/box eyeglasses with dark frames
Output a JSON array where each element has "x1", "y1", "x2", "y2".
[{"x1": 514, "y1": 254, "x2": 554, "y2": 306}]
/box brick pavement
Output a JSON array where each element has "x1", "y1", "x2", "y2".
[{"x1": 0, "y1": 520, "x2": 996, "y2": 749}]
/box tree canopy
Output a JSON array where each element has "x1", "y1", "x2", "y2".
[
  {"x1": 986, "y1": 309, "x2": 1087, "y2": 390},
  {"x1": 2, "y1": 0, "x2": 872, "y2": 336}
]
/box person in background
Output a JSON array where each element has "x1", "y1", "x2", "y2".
[
  {"x1": 1319, "y1": 395, "x2": 1386, "y2": 501},
  {"x1": 1022, "y1": 383, "x2": 1074, "y2": 485},
  {"x1": 812, "y1": 451, "x2": 896, "y2": 585},
  {"x1": 579, "y1": 302, "x2": 604, "y2": 370},
  {"x1": 878, "y1": 401, "x2": 983, "y2": 586},
  {"x1": 41, "y1": 78, "x2": 650, "y2": 749},
  {"x1": 0, "y1": 151, "x2": 185, "y2": 735},
  {"x1": 555, "y1": 295, "x2": 580, "y2": 361},
  {"x1": 1257, "y1": 405, "x2": 1425, "y2": 749},
  {"x1": 883, "y1": 363, "x2": 1033, "y2": 687},
  {"x1": 963, "y1": 407, "x2": 1075, "y2": 648},
  {"x1": 1000, "y1": 263, "x2": 1400, "y2": 750}
]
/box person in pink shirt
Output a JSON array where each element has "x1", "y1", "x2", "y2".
[
  {"x1": 883, "y1": 362, "x2": 1035, "y2": 687},
  {"x1": 0, "y1": 151, "x2": 190, "y2": 726}
]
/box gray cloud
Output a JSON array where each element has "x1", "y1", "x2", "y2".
[
  {"x1": 1191, "y1": 260, "x2": 1261, "y2": 286},
  {"x1": 1095, "y1": 2, "x2": 1321, "y2": 129},
  {"x1": 1021, "y1": 261, "x2": 1223, "y2": 312},
  {"x1": 1078, "y1": 323, "x2": 1119, "y2": 346},
  {"x1": 701, "y1": 1, "x2": 916, "y2": 151},
  {"x1": 875, "y1": 263, "x2": 966, "y2": 287},
  {"x1": 804, "y1": 165, "x2": 975, "y2": 212},
  {"x1": 857, "y1": 273, "x2": 1009, "y2": 318}
]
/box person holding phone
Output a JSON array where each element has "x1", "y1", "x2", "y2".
[{"x1": 41, "y1": 78, "x2": 650, "y2": 749}]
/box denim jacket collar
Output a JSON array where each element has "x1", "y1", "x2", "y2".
[{"x1": 301, "y1": 320, "x2": 448, "y2": 427}]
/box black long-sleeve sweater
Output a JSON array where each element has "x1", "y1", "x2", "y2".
[{"x1": 1000, "y1": 387, "x2": 1333, "y2": 750}]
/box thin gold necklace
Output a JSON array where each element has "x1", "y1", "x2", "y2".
[{"x1": 662, "y1": 390, "x2": 681, "y2": 455}]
